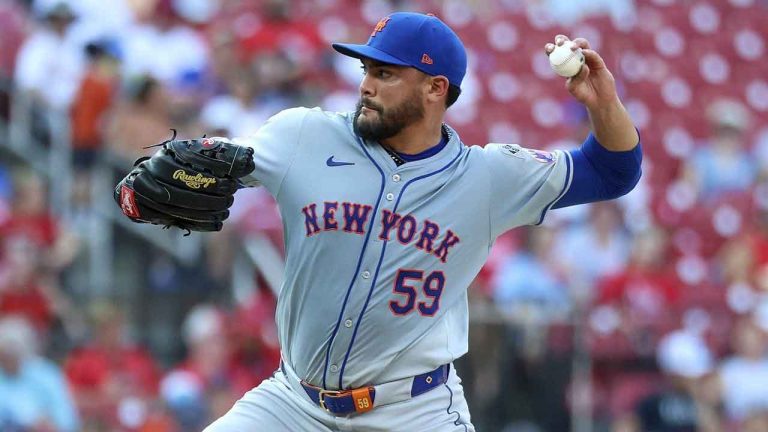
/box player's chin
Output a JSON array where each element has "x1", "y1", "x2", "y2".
[{"x1": 355, "y1": 113, "x2": 377, "y2": 130}]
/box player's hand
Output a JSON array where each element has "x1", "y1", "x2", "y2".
[{"x1": 544, "y1": 35, "x2": 618, "y2": 110}]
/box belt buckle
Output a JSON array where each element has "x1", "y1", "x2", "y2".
[{"x1": 318, "y1": 389, "x2": 343, "y2": 412}]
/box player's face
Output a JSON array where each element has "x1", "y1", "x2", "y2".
[{"x1": 353, "y1": 60, "x2": 426, "y2": 142}]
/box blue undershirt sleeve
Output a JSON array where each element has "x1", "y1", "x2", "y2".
[{"x1": 553, "y1": 133, "x2": 643, "y2": 209}]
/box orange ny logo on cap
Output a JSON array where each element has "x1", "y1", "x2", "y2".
[{"x1": 371, "y1": 17, "x2": 390, "y2": 37}]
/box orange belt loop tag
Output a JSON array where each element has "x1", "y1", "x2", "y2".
[{"x1": 351, "y1": 387, "x2": 374, "y2": 413}]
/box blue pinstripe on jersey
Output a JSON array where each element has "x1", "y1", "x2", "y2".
[{"x1": 321, "y1": 142, "x2": 386, "y2": 389}]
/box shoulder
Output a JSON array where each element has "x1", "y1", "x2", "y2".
[
  {"x1": 266, "y1": 106, "x2": 313, "y2": 124},
  {"x1": 268, "y1": 107, "x2": 353, "y2": 131},
  {"x1": 303, "y1": 108, "x2": 356, "y2": 132},
  {"x1": 480, "y1": 143, "x2": 560, "y2": 164}
]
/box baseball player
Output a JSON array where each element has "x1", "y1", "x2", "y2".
[{"x1": 117, "y1": 11, "x2": 642, "y2": 432}]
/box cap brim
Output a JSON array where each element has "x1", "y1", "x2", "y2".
[{"x1": 332, "y1": 43, "x2": 410, "y2": 67}]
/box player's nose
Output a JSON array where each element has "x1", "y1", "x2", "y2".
[{"x1": 359, "y1": 73, "x2": 375, "y2": 97}]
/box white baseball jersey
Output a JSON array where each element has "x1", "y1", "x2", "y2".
[{"x1": 237, "y1": 107, "x2": 572, "y2": 391}]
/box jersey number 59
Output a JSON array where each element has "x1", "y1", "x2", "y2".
[{"x1": 389, "y1": 269, "x2": 445, "y2": 316}]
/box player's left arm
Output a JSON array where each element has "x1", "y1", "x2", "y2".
[{"x1": 545, "y1": 35, "x2": 643, "y2": 208}]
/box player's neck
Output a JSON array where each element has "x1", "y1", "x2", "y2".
[{"x1": 380, "y1": 118, "x2": 444, "y2": 156}]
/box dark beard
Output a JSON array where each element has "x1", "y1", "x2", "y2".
[{"x1": 353, "y1": 92, "x2": 425, "y2": 142}]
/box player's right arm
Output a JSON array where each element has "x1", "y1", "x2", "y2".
[
  {"x1": 482, "y1": 143, "x2": 573, "y2": 238},
  {"x1": 483, "y1": 132, "x2": 641, "y2": 238},
  {"x1": 485, "y1": 37, "x2": 643, "y2": 234},
  {"x1": 231, "y1": 107, "x2": 311, "y2": 196},
  {"x1": 546, "y1": 34, "x2": 639, "y2": 152},
  {"x1": 538, "y1": 35, "x2": 643, "y2": 209}
]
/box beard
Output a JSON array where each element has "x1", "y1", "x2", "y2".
[{"x1": 353, "y1": 90, "x2": 425, "y2": 142}]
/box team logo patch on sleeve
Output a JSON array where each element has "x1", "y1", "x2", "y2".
[{"x1": 526, "y1": 149, "x2": 556, "y2": 163}]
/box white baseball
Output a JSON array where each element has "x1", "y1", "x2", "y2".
[{"x1": 548, "y1": 41, "x2": 585, "y2": 77}]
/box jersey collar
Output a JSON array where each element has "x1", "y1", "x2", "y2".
[{"x1": 348, "y1": 114, "x2": 464, "y2": 171}]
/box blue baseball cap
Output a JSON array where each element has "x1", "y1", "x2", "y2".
[{"x1": 332, "y1": 12, "x2": 467, "y2": 88}]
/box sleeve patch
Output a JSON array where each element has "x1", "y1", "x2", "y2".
[
  {"x1": 498, "y1": 143, "x2": 525, "y2": 158},
  {"x1": 526, "y1": 149, "x2": 556, "y2": 163}
]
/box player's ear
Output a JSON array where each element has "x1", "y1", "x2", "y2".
[{"x1": 425, "y1": 76, "x2": 450, "y2": 105}]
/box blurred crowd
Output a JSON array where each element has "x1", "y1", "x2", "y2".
[{"x1": 0, "y1": 0, "x2": 767, "y2": 431}]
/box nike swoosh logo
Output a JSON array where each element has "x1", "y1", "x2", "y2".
[{"x1": 326, "y1": 156, "x2": 355, "y2": 167}]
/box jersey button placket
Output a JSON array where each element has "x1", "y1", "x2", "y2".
[
  {"x1": 386, "y1": 193, "x2": 395, "y2": 201},
  {"x1": 344, "y1": 319, "x2": 353, "y2": 328},
  {"x1": 361, "y1": 270, "x2": 371, "y2": 279},
  {"x1": 330, "y1": 364, "x2": 339, "y2": 373},
  {"x1": 392, "y1": 174, "x2": 401, "y2": 182}
]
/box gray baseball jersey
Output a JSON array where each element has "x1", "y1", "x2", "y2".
[{"x1": 236, "y1": 106, "x2": 572, "y2": 391}]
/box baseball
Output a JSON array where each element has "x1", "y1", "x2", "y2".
[{"x1": 549, "y1": 41, "x2": 585, "y2": 77}]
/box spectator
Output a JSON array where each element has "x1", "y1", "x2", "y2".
[
  {"x1": 64, "y1": 301, "x2": 162, "y2": 431},
  {"x1": 106, "y1": 75, "x2": 173, "y2": 160},
  {"x1": 596, "y1": 226, "x2": 680, "y2": 331},
  {"x1": 70, "y1": 40, "x2": 120, "y2": 170},
  {"x1": 0, "y1": 169, "x2": 78, "y2": 334},
  {"x1": 1, "y1": 169, "x2": 79, "y2": 268},
  {"x1": 0, "y1": 0, "x2": 28, "y2": 120},
  {"x1": 618, "y1": 330, "x2": 717, "y2": 432},
  {"x1": 0, "y1": 226, "x2": 54, "y2": 332},
  {"x1": 492, "y1": 226, "x2": 570, "y2": 323},
  {"x1": 230, "y1": 286, "x2": 281, "y2": 391},
  {"x1": 236, "y1": 0, "x2": 324, "y2": 76},
  {"x1": 0, "y1": 315, "x2": 79, "y2": 432},
  {"x1": 554, "y1": 201, "x2": 631, "y2": 286},
  {"x1": 718, "y1": 318, "x2": 768, "y2": 425},
  {"x1": 199, "y1": 69, "x2": 266, "y2": 137},
  {"x1": 69, "y1": 40, "x2": 121, "y2": 216},
  {"x1": 118, "y1": 0, "x2": 210, "y2": 89},
  {"x1": 13, "y1": 2, "x2": 84, "y2": 111},
  {"x1": 159, "y1": 304, "x2": 249, "y2": 431},
  {"x1": 682, "y1": 99, "x2": 756, "y2": 202},
  {"x1": 717, "y1": 237, "x2": 759, "y2": 315},
  {"x1": 0, "y1": 0, "x2": 26, "y2": 78}
]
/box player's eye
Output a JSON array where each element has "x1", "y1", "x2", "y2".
[{"x1": 360, "y1": 65, "x2": 392, "y2": 79}]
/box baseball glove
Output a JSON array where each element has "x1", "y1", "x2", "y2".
[{"x1": 114, "y1": 131, "x2": 255, "y2": 234}]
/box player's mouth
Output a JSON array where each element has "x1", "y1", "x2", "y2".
[{"x1": 360, "y1": 99, "x2": 381, "y2": 113}]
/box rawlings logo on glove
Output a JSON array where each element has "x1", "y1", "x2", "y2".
[
  {"x1": 172, "y1": 170, "x2": 217, "y2": 189},
  {"x1": 113, "y1": 130, "x2": 255, "y2": 233}
]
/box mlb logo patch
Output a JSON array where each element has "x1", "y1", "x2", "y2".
[
  {"x1": 496, "y1": 143, "x2": 524, "y2": 159},
  {"x1": 527, "y1": 149, "x2": 556, "y2": 163}
]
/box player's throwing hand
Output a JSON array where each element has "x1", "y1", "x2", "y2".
[{"x1": 545, "y1": 35, "x2": 618, "y2": 111}]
